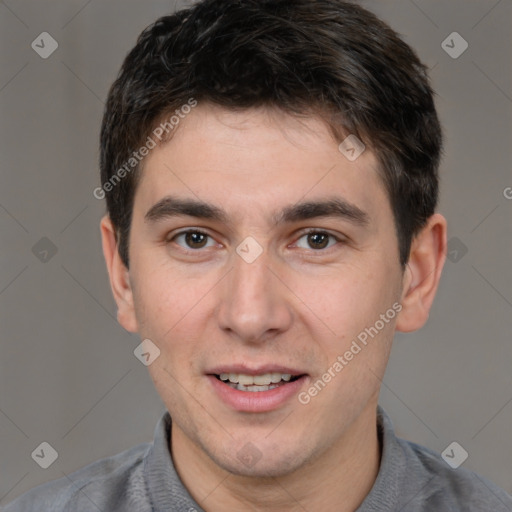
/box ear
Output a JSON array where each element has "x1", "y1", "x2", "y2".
[
  {"x1": 100, "y1": 215, "x2": 139, "y2": 333},
  {"x1": 396, "y1": 213, "x2": 447, "y2": 333}
]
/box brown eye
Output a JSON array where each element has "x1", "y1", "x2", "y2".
[
  {"x1": 295, "y1": 231, "x2": 338, "y2": 251},
  {"x1": 172, "y1": 230, "x2": 215, "y2": 250},
  {"x1": 307, "y1": 232, "x2": 329, "y2": 249},
  {"x1": 185, "y1": 231, "x2": 208, "y2": 248}
]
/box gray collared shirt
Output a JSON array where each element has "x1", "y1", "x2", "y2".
[{"x1": 5, "y1": 406, "x2": 512, "y2": 511}]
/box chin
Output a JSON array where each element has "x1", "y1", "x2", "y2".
[{"x1": 207, "y1": 439, "x2": 313, "y2": 478}]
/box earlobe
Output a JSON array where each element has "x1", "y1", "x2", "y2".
[
  {"x1": 100, "y1": 215, "x2": 139, "y2": 333},
  {"x1": 396, "y1": 213, "x2": 447, "y2": 333}
]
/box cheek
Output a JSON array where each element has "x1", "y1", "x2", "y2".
[
  {"x1": 300, "y1": 264, "x2": 399, "y2": 351},
  {"x1": 131, "y1": 267, "x2": 215, "y2": 381},
  {"x1": 294, "y1": 266, "x2": 379, "y2": 326},
  {"x1": 131, "y1": 261, "x2": 208, "y2": 336}
]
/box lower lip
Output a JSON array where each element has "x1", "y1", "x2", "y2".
[{"x1": 207, "y1": 375, "x2": 308, "y2": 413}]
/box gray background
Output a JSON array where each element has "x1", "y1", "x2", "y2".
[{"x1": 1, "y1": 0, "x2": 511, "y2": 505}]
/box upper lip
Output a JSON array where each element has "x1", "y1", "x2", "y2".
[{"x1": 206, "y1": 364, "x2": 307, "y2": 376}]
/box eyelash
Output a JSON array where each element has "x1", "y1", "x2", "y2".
[{"x1": 168, "y1": 228, "x2": 345, "y2": 254}]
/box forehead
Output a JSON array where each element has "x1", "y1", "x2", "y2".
[{"x1": 134, "y1": 104, "x2": 391, "y2": 226}]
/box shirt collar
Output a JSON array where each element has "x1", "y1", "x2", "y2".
[
  {"x1": 143, "y1": 411, "x2": 202, "y2": 512},
  {"x1": 355, "y1": 405, "x2": 404, "y2": 511}
]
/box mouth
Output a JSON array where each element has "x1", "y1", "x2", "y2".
[
  {"x1": 213, "y1": 372, "x2": 303, "y2": 392},
  {"x1": 206, "y1": 367, "x2": 309, "y2": 412}
]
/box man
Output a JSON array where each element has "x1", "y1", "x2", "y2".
[{"x1": 6, "y1": 0, "x2": 512, "y2": 510}]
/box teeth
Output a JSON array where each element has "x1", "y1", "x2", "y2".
[
  {"x1": 229, "y1": 382, "x2": 281, "y2": 392},
  {"x1": 254, "y1": 374, "x2": 273, "y2": 385},
  {"x1": 270, "y1": 372, "x2": 282, "y2": 383},
  {"x1": 238, "y1": 374, "x2": 254, "y2": 385},
  {"x1": 219, "y1": 372, "x2": 295, "y2": 386}
]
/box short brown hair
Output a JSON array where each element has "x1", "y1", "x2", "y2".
[{"x1": 99, "y1": 0, "x2": 442, "y2": 268}]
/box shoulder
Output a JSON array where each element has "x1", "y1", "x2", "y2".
[
  {"x1": 398, "y1": 437, "x2": 512, "y2": 511},
  {"x1": 4, "y1": 442, "x2": 151, "y2": 512},
  {"x1": 369, "y1": 407, "x2": 512, "y2": 511}
]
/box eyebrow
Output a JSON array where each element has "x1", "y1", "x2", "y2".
[{"x1": 144, "y1": 195, "x2": 370, "y2": 227}]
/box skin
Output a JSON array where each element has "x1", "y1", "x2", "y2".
[{"x1": 101, "y1": 104, "x2": 447, "y2": 511}]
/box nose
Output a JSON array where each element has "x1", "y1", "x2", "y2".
[{"x1": 216, "y1": 247, "x2": 293, "y2": 344}]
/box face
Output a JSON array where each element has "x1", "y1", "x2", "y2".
[{"x1": 118, "y1": 104, "x2": 407, "y2": 477}]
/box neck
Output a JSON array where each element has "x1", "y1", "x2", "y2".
[{"x1": 171, "y1": 400, "x2": 381, "y2": 512}]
